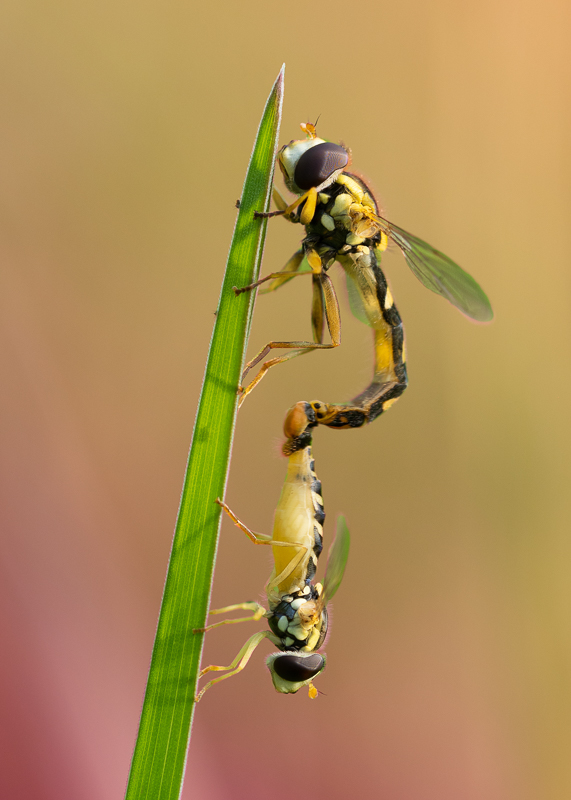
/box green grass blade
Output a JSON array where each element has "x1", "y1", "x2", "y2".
[{"x1": 125, "y1": 65, "x2": 284, "y2": 800}]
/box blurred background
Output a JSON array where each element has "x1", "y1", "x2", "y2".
[{"x1": 1, "y1": 0, "x2": 570, "y2": 798}]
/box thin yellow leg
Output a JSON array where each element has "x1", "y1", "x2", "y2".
[
  {"x1": 209, "y1": 602, "x2": 265, "y2": 615},
  {"x1": 265, "y1": 545, "x2": 308, "y2": 593},
  {"x1": 311, "y1": 274, "x2": 325, "y2": 343},
  {"x1": 216, "y1": 498, "x2": 308, "y2": 590},
  {"x1": 253, "y1": 188, "x2": 312, "y2": 221},
  {"x1": 193, "y1": 602, "x2": 266, "y2": 634},
  {"x1": 272, "y1": 187, "x2": 288, "y2": 212},
  {"x1": 233, "y1": 265, "x2": 312, "y2": 296},
  {"x1": 261, "y1": 250, "x2": 305, "y2": 294},
  {"x1": 216, "y1": 498, "x2": 308, "y2": 557},
  {"x1": 215, "y1": 498, "x2": 271, "y2": 543},
  {"x1": 195, "y1": 631, "x2": 270, "y2": 702},
  {"x1": 238, "y1": 347, "x2": 318, "y2": 408},
  {"x1": 237, "y1": 258, "x2": 342, "y2": 405}
]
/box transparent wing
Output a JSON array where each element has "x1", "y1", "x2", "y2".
[
  {"x1": 376, "y1": 216, "x2": 493, "y2": 322},
  {"x1": 320, "y1": 515, "x2": 350, "y2": 608}
]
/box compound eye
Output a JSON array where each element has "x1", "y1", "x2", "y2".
[
  {"x1": 273, "y1": 654, "x2": 325, "y2": 683},
  {"x1": 294, "y1": 143, "x2": 349, "y2": 191}
]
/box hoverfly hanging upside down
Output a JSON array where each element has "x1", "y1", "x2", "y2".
[
  {"x1": 236, "y1": 122, "x2": 493, "y2": 429},
  {"x1": 194, "y1": 402, "x2": 350, "y2": 701}
]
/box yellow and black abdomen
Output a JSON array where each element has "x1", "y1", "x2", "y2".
[{"x1": 338, "y1": 246, "x2": 408, "y2": 422}]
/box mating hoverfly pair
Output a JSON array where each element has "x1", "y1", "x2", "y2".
[{"x1": 194, "y1": 123, "x2": 492, "y2": 701}]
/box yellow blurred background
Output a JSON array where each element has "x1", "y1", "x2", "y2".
[{"x1": 1, "y1": 0, "x2": 570, "y2": 798}]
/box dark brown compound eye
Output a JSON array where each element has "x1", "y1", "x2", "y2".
[
  {"x1": 273, "y1": 654, "x2": 325, "y2": 683},
  {"x1": 294, "y1": 143, "x2": 349, "y2": 190}
]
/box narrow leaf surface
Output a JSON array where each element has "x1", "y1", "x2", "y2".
[{"x1": 125, "y1": 66, "x2": 284, "y2": 800}]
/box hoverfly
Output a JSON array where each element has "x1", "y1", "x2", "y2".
[
  {"x1": 236, "y1": 122, "x2": 493, "y2": 429},
  {"x1": 194, "y1": 401, "x2": 350, "y2": 701}
]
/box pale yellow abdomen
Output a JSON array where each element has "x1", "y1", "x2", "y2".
[{"x1": 270, "y1": 448, "x2": 316, "y2": 595}]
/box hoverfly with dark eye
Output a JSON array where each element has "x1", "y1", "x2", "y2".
[
  {"x1": 235, "y1": 122, "x2": 493, "y2": 430},
  {"x1": 193, "y1": 402, "x2": 350, "y2": 702}
]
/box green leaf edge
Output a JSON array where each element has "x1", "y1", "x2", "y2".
[{"x1": 124, "y1": 65, "x2": 285, "y2": 800}]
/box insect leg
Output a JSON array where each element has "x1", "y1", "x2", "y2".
[
  {"x1": 265, "y1": 544, "x2": 309, "y2": 594},
  {"x1": 216, "y1": 497, "x2": 309, "y2": 574},
  {"x1": 216, "y1": 498, "x2": 272, "y2": 544},
  {"x1": 272, "y1": 187, "x2": 288, "y2": 212},
  {"x1": 271, "y1": 187, "x2": 306, "y2": 225},
  {"x1": 194, "y1": 631, "x2": 270, "y2": 702},
  {"x1": 193, "y1": 602, "x2": 266, "y2": 634},
  {"x1": 238, "y1": 253, "x2": 341, "y2": 405},
  {"x1": 311, "y1": 273, "x2": 325, "y2": 343},
  {"x1": 261, "y1": 249, "x2": 305, "y2": 293},
  {"x1": 254, "y1": 187, "x2": 317, "y2": 223},
  {"x1": 238, "y1": 347, "x2": 316, "y2": 408},
  {"x1": 233, "y1": 255, "x2": 311, "y2": 296}
]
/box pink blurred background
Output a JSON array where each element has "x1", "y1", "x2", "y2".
[{"x1": 1, "y1": 1, "x2": 570, "y2": 798}]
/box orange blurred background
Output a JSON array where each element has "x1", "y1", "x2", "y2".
[{"x1": 1, "y1": 1, "x2": 570, "y2": 798}]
